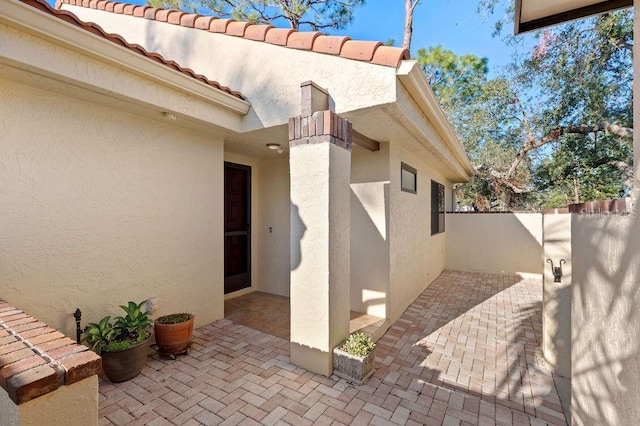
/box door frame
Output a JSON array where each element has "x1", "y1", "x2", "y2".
[{"x1": 224, "y1": 161, "x2": 252, "y2": 294}]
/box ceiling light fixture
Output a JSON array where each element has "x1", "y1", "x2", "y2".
[{"x1": 266, "y1": 143, "x2": 283, "y2": 154}]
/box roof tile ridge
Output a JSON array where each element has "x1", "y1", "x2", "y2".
[
  {"x1": 31, "y1": 0, "x2": 245, "y2": 99},
  {"x1": 56, "y1": 0, "x2": 411, "y2": 67}
]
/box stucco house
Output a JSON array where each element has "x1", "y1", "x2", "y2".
[{"x1": 1, "y1": 0, "x2": 473, "y2": 376}]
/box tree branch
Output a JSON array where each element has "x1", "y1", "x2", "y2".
[
  {"x1": 505, "y1": 123, "x2": 633, "y2": 179},
  {"x1": 564, "y1": 124, "x2": 633, "y2": 139}
]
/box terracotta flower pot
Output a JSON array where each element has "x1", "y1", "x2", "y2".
[
  {"x1": 101, "y1": 336, "x2": 151, "y2": 383},
  {"x1": 154, "y1": 314, "x2": 194, "y2": 356}
]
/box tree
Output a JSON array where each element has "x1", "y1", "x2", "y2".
[
  {"x1": 418, "y1": 10, "x2": 633, "y2": 210},
  {"x1": 510, "y1": 11, "x2": 633, "y2": 205},
  {"x1": 403, "y1": 0, "x2": 420, "y2": 51},
  {"x1": 418, "y1": 46, "x2": 535, "y2": 210},
  {"x1": 146, "y1": 0, "x2": 365, "y2": 30},
  {"x1": 417, "y1": 45, "x2": 488, "y2": 109}
]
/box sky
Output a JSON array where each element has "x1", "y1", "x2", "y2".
[
  {"x1": 331, "y1": 0, "x2": 525, "y2": 73},
  {"x1": 47, "y1": 0, "x2": 535, "y2": 76}
]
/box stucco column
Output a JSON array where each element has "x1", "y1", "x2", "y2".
[
  {"x1": 542, "y1": 212, "x2": 572, "y2": 378},
  {"x1": 289, "y1": 108, "x2": 352, "y2": 376}
]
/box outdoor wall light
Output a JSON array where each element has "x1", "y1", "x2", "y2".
[
  {"x1": 546, "y1": 259, "x2": 566, "y2": 283},
  {"x1": 266, "y1": 143, "x2": 283, "y2": 154}
]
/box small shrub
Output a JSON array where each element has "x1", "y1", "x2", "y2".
[
  {"x1": 341, "y1": 332, "x2": 375, "y2": 357},
  {"x1": 83, "y1": 300, "x2": 152, "y2": 354},
  {"x1": 157, "y1": 313, "x2": 192, "y2": 324},
  {"x1": 114, "y1": 300, "x2": 152, "y2": 343}
]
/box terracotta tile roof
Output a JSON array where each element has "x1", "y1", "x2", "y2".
[
  {"x1": 19, "y1": 0, "x2": 245, "y2": 99},
  {"x1": 55, "y1": 0, "x2": 411, "y2": 68}
]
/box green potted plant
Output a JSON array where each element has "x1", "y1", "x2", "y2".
[
  {"x1": 84, "y1": 300, "x2": 152, "y2": 383},
  {"x1": 153, "y1": 312, "x2": 194, "y2": 358},
  {"x1": 332, "y1": 332, "x2": 376, "y2": 385}
]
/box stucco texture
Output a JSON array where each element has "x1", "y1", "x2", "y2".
[
  {"x1": 19, "y1": 376, "x2": 98, "y2": 426},
  {"x1": 60, "y1": 5, "x2": 398, "y2": 133},
  {"x1": 387, "y1": 143, "x2": 452, "y2": 322},
  {"x1": 255, "y1": 155, "x2": 291, "y2": 297},
  {"x1": 289, "y1": 142, "x2": 351, "y2": 375},
  {"x1": 569, "y1": 4, "x2": 640, "y2": 424},
  {"x1": 350, "y1": 144, "x2": 391, "y2": 318},
  {"x1": 446, "y1": 213, "x2": 543, "y2": 277},
  {"x1": 541, "y1": 214, "x2": 572, "y2": 378},
  {"x1": 571, "y1": 214, "x2": 640, "y2": 426},
  {"x1": 0, "y1": 77, "x2": 225, "y2": 336}
]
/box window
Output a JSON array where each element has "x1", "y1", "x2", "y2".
[
  {"x1": 431, "y1": 180, "x2": 445, "y2": 235},
  {"x1": 401, "y1": 163, "x2": 417, "y2": 194}
]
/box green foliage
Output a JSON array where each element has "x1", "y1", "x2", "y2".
[
  {"x1": 341, "y1": 332, "x2": 375, "y2": 357},
  {"x1": 417, "y1": 45, "x2": 489, "y2": 109},
  {"x1": 104, "y1": 340, "x2": 140, "y2": 352},
  {"x1": 157, "y1": 313, "x2": 193, "y2": 324},
  {"x1": 84, "y1": 316, "x2": 116, "y2": 355},
  {"x1": 146, "y1": 0, "x2": 365, "y2": 30},
  {"x1": 114, "y1": 300, "x2": 152, "y2": 343},
  {"x1": 418, "y1": 8, "x2": 632, "y2": 210},
  {"x1": 84, "y1": 301, "x2": 152, "y2": 354},
  {"x1": 534, "y1": 133, "x2": 631, "y2": 207}
]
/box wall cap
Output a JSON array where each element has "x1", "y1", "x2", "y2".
[{"x1": 0, "y1": 299, "x2": 102, "y2": 405}]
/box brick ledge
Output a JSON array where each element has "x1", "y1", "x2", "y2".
[{"x1": 0, "y1": 299, "x2": 101, "y2": 405}]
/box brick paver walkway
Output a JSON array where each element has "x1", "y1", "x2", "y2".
[{"x1": 98, "y1": 271, "x2": 567, "y2": 426}]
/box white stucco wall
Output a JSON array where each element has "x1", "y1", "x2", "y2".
[
  {"x1": 255, "y1": 155, "x2": 291, "y2": 296},
  {"x1": 569, "y1": 3, "x2": 640, "y2": 424},
  {"x1": 20, "y1": 376, "x2": 98, "y2": 426},
  {"x1": 0, "y1": 376, "x2": 98, "y2": 426},
  {"x1": 446, "y1": 213, "x2": 543, "y2": 277},
  {"x1": 61, "y1": 5, "x2": 398, "y2": 133},
  {"x1": 387, "y1": 143, "x2": 451, "y2": 322},
  {"x1": 0, "y1": 388, "x2": 20, "y2": 426},
  {"x1": 542, "y1": 214, "x2": 572, "y2": 378},
  {"x1": 571, "y1": 214, "x2": 640, "y2": 426},
  {"x1": 350, "y1": 143, "x2": 391, "y2": 318},
  {"x1": 0, "y1": 77, "x2": 225, "y2": 335},
  {"x1": 290, "y1": 142, "x2": 351, "y2": 375}
]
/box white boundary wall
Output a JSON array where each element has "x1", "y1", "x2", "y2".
[{"x1": 446, "y1": 213, "x2": 543, "y2": 277}]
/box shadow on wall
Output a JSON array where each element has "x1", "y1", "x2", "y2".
[
  {"x1": 541, "y1": 215, "x2": 572, "y2": 380},
  {"x1": 372, "y1": 272, "x2": 567, "y2": 424},
  {"x1": 571, "y1": 212, "x2": 640, "y2": 425},
  {"x1": 350, "y1": 182, "x2": 390, "y2": 317},
  {"x1": 290, "y1": 203, "x2": 305, "y2": 271}
]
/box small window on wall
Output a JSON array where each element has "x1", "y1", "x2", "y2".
[
  {"x1": 401, "y1": 163, "x2": 417, "y2": 194},
  {"x1": 431, "y1": 180, "x2": 445, "y2": 235}
]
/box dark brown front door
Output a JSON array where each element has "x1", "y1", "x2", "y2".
[{"x1": 224, "y1": 162, "x2": 251, "y2": 294}]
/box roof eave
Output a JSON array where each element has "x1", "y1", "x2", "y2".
[
  {"x1": 3, "y1": 0, "x2": 251, "y2": 115},
  {"x1": 514, "y1": 0, "x2": 633, "y2": 35},
  {"x1": 396, "y1": 61, "x2": 474, "y2": 182}
]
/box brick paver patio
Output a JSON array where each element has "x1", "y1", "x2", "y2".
[{"x1": 98, "y1": 271, "x2": 567, "y2": 425}]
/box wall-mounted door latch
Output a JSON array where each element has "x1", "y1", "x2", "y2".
[{"x1": 546, "y1": 259, "x2": 566, "y2": 283}]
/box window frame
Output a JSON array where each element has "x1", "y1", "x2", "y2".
[
  {"x1": 431, "y1": 180, "x2": 445, "y2": 235},
  {"x1": 400, "y1": 162, "x2": 417, "y2": 194}
]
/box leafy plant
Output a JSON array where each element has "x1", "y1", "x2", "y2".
[
  {"x1": 84, "y1": 300, "x2": 152, "y2": 354},
  {"x1": 341, "y1": 332, "x2": 375, "y2": 357},
  {"x1": 84, "y1": 316, "x2": 116, "y2": 355},
  {"x1": 157, "y1": 313, "x2": 192, "y2": 324},
  {"x1": 114, "y1": 300, "x2": 151, "y2": 343}
]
